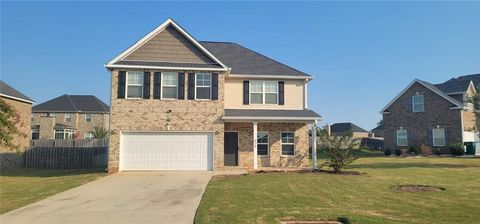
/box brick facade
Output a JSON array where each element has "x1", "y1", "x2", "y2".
[{"x1": 32, "y1": 112, "x2": 109, "y2": 139}]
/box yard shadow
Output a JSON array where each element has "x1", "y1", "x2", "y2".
[
  {"x1": 0, "y1": 168, "x2": 106, "y2": 178},
  {"x1": 351, "y1": 162, "x2": 480, "y2": 169}
]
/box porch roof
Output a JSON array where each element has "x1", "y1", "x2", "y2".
[{"x1": 223, "y1": 109, "x2": 321, "y2": 122}]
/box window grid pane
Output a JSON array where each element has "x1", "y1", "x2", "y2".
[
  {"x1": 397, "y1": 130, "x2": 408, "y2": 146},
  {"x1": 433, "y1": 128, "x2": 446, "y2": 146},
  {"x1": 412, "y1": 95, "x2": 424, "y2": 112}
]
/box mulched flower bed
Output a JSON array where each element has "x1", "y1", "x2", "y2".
[{"x1": 392, "y1": 184, "x2": 446, "y2": 192}]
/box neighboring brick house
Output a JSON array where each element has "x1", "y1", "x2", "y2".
[
  {"x1": 31, "y1": 95, "x2": 109, "y2": 140},
  {"x1": 105, "y1": 19, "x2": 321, "y2": 173},
  {"x1": 328, "y1": 122, "x2": 370, "y2": 139},
  {"x1": 371, "y1": 124, "x2": 383, "y2": 138},
  {"x1": 381, "y1": 74, "x2": 479, "y2": 154},
  {"x1": 0, "y1": 81, "x2": 34, "y2": 169}
]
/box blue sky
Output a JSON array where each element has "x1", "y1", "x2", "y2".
[{"x1": 2, "y1": 1, "x2": 479, "y2": 130}]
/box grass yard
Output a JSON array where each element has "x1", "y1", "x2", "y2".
[
  {"x1": 196, "y1": 153, "x2": 480, "y2": 224},
  {"x1": 0, "y1": 168, "x2": 106, "y2": 214}
]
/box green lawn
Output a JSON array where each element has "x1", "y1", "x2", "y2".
[
  {"x1": 196, "y1": 153, "x2": 480, "y2": 224},
  {"x1": 0, "y1": 168, "x2": 106, "y2": 214}
]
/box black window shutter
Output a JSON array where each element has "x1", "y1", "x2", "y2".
[
  {"x1": 243, "y1": 80, "x2": 249, "y2": 105},
  {"x1": 117, "y1": 71, "x2": 126, "y2": 99},
  {"x1": 153, "y1": 72, "x2": 161, "y2": 99},
  {"x1": 188, "y1": 73, "x2": 195, "y2": 100},
  {"x1": 178, "y1": 73, "x2": 185, "y2": 100},
  {"x1": 143, "y1": 72, "x2": 151, "y2": 99},
  {"x1": 278, "y1": 81, "x2": 285, "y2": 105},
  {"x1": 212, "y1": 73, "x2": 218, "y2": 100}
]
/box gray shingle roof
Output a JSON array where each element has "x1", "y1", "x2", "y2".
[
  {"x1": 0, "y1": 81, "x2": 33, "y2": 103},
  {"x1": 113, "y1": 60, "x2": 223, "y2": 69},
  {"x1": 330, "y1": 123, "x2": 368, "y2": 133},
  {"x1": 434, "y1": 74, "x2": 479, "y2": 94},
  {"x1": 33, "y1": 95, "x2": 109, "y2": 113},
  {"x1": 224, "y1": 109, "x2": 320, "y2": 119},
  {"x1": 200, "y1": 41, "x2": 311, "y2": 77},
  {"x1": 417, "y1": 80, "x2": 463, "y2": 106}
]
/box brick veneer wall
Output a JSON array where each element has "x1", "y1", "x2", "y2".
[
  {"x1": 108, "y1": 69, "x2": 225, "y2": 173},
  {"x1": 383, "y1": 82, "x2": 463, "y2": 151},
  {"x1": 224, "y1": 122, "x2": 309, "y2": 169},
  {"x1": 32, "y1": 112, "x2": 109, "y2": 139}
]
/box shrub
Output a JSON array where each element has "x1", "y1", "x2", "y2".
[
  {"x1": 449, "y1": 143, "x2": 465, "y2": 156},
  {"x1": 400, "y1": 148, "x2": 410, "y2": 156},
  {"x1": 337, "y1": 216, "x2": 351, "y2": 224},
  {"x1": 395, "y1": 148, "x2": 402, "y2": 156},
  {"x1": 433, "y1": 148, "x2": 442, "y2": 156},
  {"x1": 420, "y1": 144, "x2": 432, "y2": 156},
  {"x1": 317, "y1": 128, "x2": 359, "y2": 173},
  {"x1": 409, "y1": 145, "x2": 420, "y2": 155},
  {"x1": 384, "y1": 149, "x2": 392, "y2": 156}
]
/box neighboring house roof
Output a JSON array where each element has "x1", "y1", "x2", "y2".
[
  {"x1": 33, "y1": 95, "x2": 109, "y2": 113},
  {"x1": 200, "y1": 41, "x2": 311, "y2": 78},
  {"x1": 0, "y1": 81, "x2": 34, "y2": 104},
  {"x1": 223, "y1": 109, "x2": 321, "y2": 121},
  {"x1": 371, "y1": 124, "x2": 383, "y2": 132},
  {"x1": 330, "y1": 122, "x2": 368, "y2": 133},
  {"x1": 445, "y1": 73, "x2": 480, "y2": 87}
]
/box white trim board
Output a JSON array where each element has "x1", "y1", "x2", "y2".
[
  {"x1": 228, "y1": 74, "x2": 313, "y2": 80},
  {"x1": 380, "y1": 79, "x2": 464, "y2": 113},
  {"x1": 106, "y1": 19, "x2": 228, "y2": 70},
  {"x1": 105, "y1": 64, "x2": 228, "y2": 72},
  {"x1": 0, "y1": 93, "x2": 34, "y2": 104}
]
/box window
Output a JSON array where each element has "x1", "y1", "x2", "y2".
[
  {"x1": 257, "y1": 132, "x2": 269, "y2": 155},
  {"x1": 433, "y1": 128, "x2": 446, "y2": 146},
  {"x1": 396, "y1": 129, "x2": 408, "y2": 146},
  {"x1": 31, "y1": 129, "x2": 39, "y2": 140},
  {"x1": 161, "y1": 72, "x2": 177, "y2": 99},
  {"x1": 48, "y1": 112, "x2": 56, "y2": 118},
  {"x1": 54, "y1": 129, "x2": 75, "y2": 139},
  {"x1": 84, "y1": 132, "x2": 94, "y2": 139},
  {"x1": 31, "y1": 114, "x2": 34, "y2": 122},
  {"x1": 126, "y1": 71, "x2": 143, "y2": 98},
  {"x1": 281, "y1": 132, "x2": 295, "y2": 155},
  {"x1": 65, "y1": 113, "x2": 72, "y2": 122},
  {"x1": 85, "y1": 114, "x2": 92, "y2": 123},
  {"x1": 250, "y1": 80, "x2": 278, "y2": 104},
  {"x1": 412, "y1": 95, "x2": 424, "y2": 112},
  {"x1": 195, "y1": 73, "x2": 211, "y2": 99}
]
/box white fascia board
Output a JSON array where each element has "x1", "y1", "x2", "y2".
[
  {"x1": 0, "y1": 93, "x2": 34, "y2": 104},
  {"x1": 227, "y1": 74, "x2": 314, "y2": 80},
  {"x1": 106, "y1": 19, "x2": 228, "y2": 69},
  {"x1": 104, "y1": 64, "x2": 228, "y2": 72}
]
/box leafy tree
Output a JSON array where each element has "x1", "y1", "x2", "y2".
[
  {"x1": 317, "y1": 127, "x2": 359, "y2": 173},
  {"x1": 0, "y1": 98, "x2": 26, "y2": 151},
  {"x1": 92, "y1": 127, "x2": 109, "y2": 139}
]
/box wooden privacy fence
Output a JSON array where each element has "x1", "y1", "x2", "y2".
[{"x1": 25, "y1": 139, "x2": 108, "y2": 169}]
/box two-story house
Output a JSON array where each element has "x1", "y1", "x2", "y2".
[
  {"x1": 381, "y1": 74, "x2": 479, "y2": 154},
  {"x1": 32, "y1": 94, "x2": 110, "y2": 139},
  {"x1": 105, "y1": 19, "x2": 321, "y2": 172}
]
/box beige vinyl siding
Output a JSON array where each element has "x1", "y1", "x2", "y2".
[{"x1": 224, "y1": 78, "x2": 305, "y2": 110}]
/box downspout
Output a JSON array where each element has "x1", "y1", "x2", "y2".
[{"x1": 304, "y1": 79, "x2": 308, "y2": 109}]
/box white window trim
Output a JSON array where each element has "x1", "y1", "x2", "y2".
[
  {"x1": 396, "y1": 129, "x2": 408, "y2": 147},
  {"x1": 194, "y1": 73, "x2": 212, "y2": 100},
  {"x1": 85, "y1": 114, "x2": 92, "y2": 123},
  {"x1": 280, "y1": 132, "x2": 295, "y2": 156},
  {"x1": 49, "y1": 112, "x2": 56, "y2": 118},
  {"x1": 160, "y1": 72, "x2": 178, "y2": 100},
  {"x1": 84, "y1": 132, "x2": 94, "y2": 139},
  {"x1": 412, "y1": 95, "x2": 424, "y2": 112},
  {"x1": 249, "y1": 80, "x2": 279, "y2": 105},
  {"x1": 257, "y1": 131, "x2": 269, "y2": 156},
  {"x1": 54, "y1": 129, "x2": 75, "y2": 140},
  {"x1": 432, "y1": 128, "x2": 446, "y2": 146},
  {"x1": 65, "y1": 113, "x2": 71, "y2": 122},
  {"x1": 126, "y1": 71, "x2": 144, "y2": 99}
]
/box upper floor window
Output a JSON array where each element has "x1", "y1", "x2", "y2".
[
  {"x1": 65, "y1": 113, "x2": 72, "y2": 122},
  {"x1": 412, "y1": 95, "x2": 424, "y2": 112},
  {"x1": 126, "y1": 71, "x2": 144, "y2": 98},
  {"x1": 257, "y1": 132, "x2": 269, "y2": 156},
  {"x1": 48, "y1": 112, "x2": 56, "y2": 118},
  {"x1": 396, "y1": 129, "x2": 408, "y2": 146},
  {"x1": 85, "y1": 114, "x2": 92, "y2": 123},
  {"x1": 196, "y1": 73, "x2": 211, "y2": 100},
  {"x1": 162, "y1": 72, "x2": 178, "y2": 99},
  {"x1": 281, "y1": 132, "x2": 295, "y2": 155},
  {"x1": 250, "y1": 80, "x2": 278, "y2": 104},
  {"x1": 432, "y1": 128, "x2": 446, "y2": 146}
]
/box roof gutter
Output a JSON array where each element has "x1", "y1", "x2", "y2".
[
  {"x1": 222, "y1": 116, "x2": 321, "y2": 121},
  {"x1": 227, "y1": 74, "x2": 314, "y2": 80},
  {"x1": 0, "y1": 93, "x2": 34, "y2": 104},
  {"x1": 105, "y1": 64, "x2": 229, "y2": 72}
]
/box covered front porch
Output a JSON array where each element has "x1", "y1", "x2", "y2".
[{"x1": 222, "y1": 109, "x2": 321, "y2": 170}]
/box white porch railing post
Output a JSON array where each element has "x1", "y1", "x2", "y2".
[
  {"x1": 253, "y1": 121, "x2": 258, "y2": 170},
  {"x1": 312, "y1": 121, "x2": 318, "y2": 170}
]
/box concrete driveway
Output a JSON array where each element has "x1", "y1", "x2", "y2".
[{"x1": 1, "y1": 171, "x2": 212, "y2": 224}]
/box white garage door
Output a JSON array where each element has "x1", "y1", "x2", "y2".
[{"x1": 120, "y1": 132, "x2": 213, "y2": 171}]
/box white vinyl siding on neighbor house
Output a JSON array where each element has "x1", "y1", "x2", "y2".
[
  {"x1": 281, "y1": 132, "x2": 295, "y2": 155},
  {"x1": 85, "y1": 114, "x2": 92, "y2": 123},
  {"x1": 250, "y1": 80, "x2": 278, "y2": 104},
  {"x1": 412, "y1": 95, "x2": 424, "y2": 112},
  {"x1": 257, "y1": 132, "x2": 269, "y2": 155},
  {"x1": 432, "y1": 128, "x2": 446, "y2": 146},
  {"x1": 195, "y1": 73, "x2": 211, "y2": 100},
  {"x1": 396, "y1": 129, "x2": 408, "y2": 146},
  {"x1": 126, "y1": 71, "x2": 144, "y2": 99},
  {"x1": 161, "y1": 72, "x2": 178, "y2": 99}
]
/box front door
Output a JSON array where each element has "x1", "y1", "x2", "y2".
[{"x1": 224, "y1": 132, "x2": 238, "y2": 166}]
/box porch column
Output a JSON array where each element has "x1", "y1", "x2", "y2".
[
  {"x1": 253, "y1": 121, "x2": 258, "y2": 170},
  {"x1": 312, "y1": 120, "x2": 318, "y2": 170}
]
